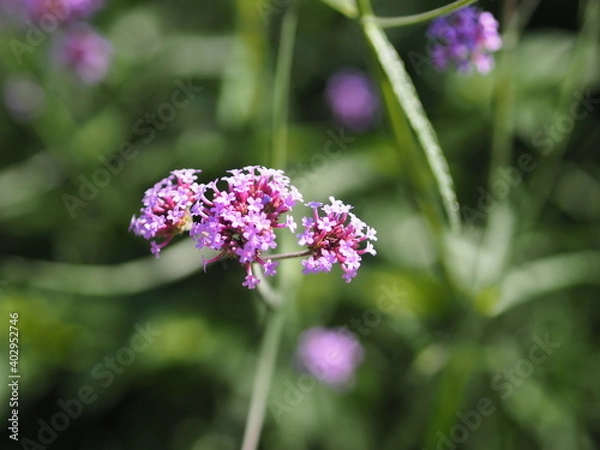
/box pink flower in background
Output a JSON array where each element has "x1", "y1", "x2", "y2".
[
  {"x1": 24, "y1": 0, "x2": 104, "y2": 25},
  {"x1": 325, "y1": 69, "x2": 379, "y2": 131},
  {"x1": 56, "y1": 24, "x2": 113, "y2": 84},
  {"x1": 0, "y1": 0, "x2": 27, "y2": 28},
  {"x1": 296, "y1": 327, "x2": 364, "y2": 388}
]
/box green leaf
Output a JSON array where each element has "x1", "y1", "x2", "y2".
[
  {"x1": 360, "y1": 17, "x2": 461, "y2": 232},
  {"x1": 492, "y1": 252, "x2": 600, "y2": 315},
  {"x1": 319, "y1": 0, "x2": 358, "y2": 18}
]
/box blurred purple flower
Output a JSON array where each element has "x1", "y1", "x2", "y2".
[
  {"x1": 325, "y1": 69, "x2": 379, "y2": 131},
  {"x1": 296, "y1": 327, "x2": 364, "y2": 388},
  {"x1": 56, "y1": 24, "x2": 112, "y2": 84},
  {"x1": 0, "y1": 0, "x2": 27, "y2": 28},
  {"x1": 297, "y1": 197, "x2": 377, "y2": 283},
  {"x1": 3, "y1": 74, "x2": 46, "y2": 122},
  {"x1": 190, "y1": 166, "x2": 303, "y2": 289},
  {"x1": 427, "y1": 6, "x2": 502, "y2": 74},
  {"x1": 129, "y1": 169, "x2": 203, "y2": 257},
  {"x1": 24, "y1": 0, "x2": 104, "y2": 25}
]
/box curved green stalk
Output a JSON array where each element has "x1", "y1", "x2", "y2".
[
  {"x1": 359, "y1": 0, "x2": 462, "y2": 232},
  {"x1": 373, "y1": 0, "x2": 478, "y2": 29}
]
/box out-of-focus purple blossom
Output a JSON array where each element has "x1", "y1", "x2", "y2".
[
  {"x1": 325, "y1": 69, "x2": 379, "y2": 131},
  {"x1": 3, "y1": 74, "x2": 46, "y2": 122},
  {"x1": 129, "y1": 169, "x2": 203, "y2": 257},
  {"x1": 427, "y1": 6, "x2": 502, "y2": 74},
  {"x1": 0, "y1": 0, "x2": 27, "y2": 28},
  {"x1": 297, "y1": 197, "x2": 377, "y2": 283},
  {"x1": 56, "y1": 24, "x2": 112, "y2": 84},
  {"x1": 296, "y1": 327, "x2": 364, "y2": 388},
  {"x1": 190, "y1": 166, "x2": 303, "y2": 289},
  {"x1": 24, "y1": 0, "x2": 104, "y2": 25}
]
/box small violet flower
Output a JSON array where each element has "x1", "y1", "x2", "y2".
[
  {"x1": 427, "y1": 6, "x2": 502, "y2": 74},
  {"x1": 56, "y1": 24, "x2": 113, "y2": 84},
  {"x1": 190, "y1": 165, "x2": 303, "y2": 289},
  {"x1": 24, "y1": 0, "x2": 104, "y2": 25},
  {"x1": 129, "y1": 169, "x2": 203, "y2": 257},
  {"x1": 296, "y1": 327, "x2": 364, "y2": 388},
  {"x1": 325, "y1": 69, "x2": 379, "y2": 131},
  {"x1": 298, "y1": 197, "x2": 377, "y2": 283}
]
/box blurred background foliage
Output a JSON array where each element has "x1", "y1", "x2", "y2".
[{"x1": 0, "y1": 0, "x2": 599, "y2": 449}]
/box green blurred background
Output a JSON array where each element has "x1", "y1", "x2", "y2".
[{"x1": 1, "y1": 0, "x2": 600, "y2": 449}]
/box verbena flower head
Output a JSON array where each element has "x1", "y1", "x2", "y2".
[
  {"x1": 427, "y1": 6, "x2": 502, "y2": 74},
  {"x1": 296, "y1": 327, "x2": 364, "y2": 388},
  {"x1": 25, "y1": 0, "x2": 104, "y2": 25},
  {"x1": 325, "y1": 69, "x2": 379, "y2": 131},
  {"x1": 56, "y1": 24, "x2": 112, "y2": 84},
  {"x1": 190, "y1": 166, "x2": 303, "y2": 289},
  {"x1": 297, "y1": 197, "x2": 377, "y2": 283},
  {"x1": 129, "y1": 169, "x2": 203, "y2": 257}
]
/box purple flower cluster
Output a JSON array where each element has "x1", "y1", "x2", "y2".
[
  {"x1": 56, "y1": 23, "x2": 112, "y2": 84},
  {"x1": 129, "y1": 169, "x2": 203, "y2": 257},
  {"x1": 298, "y1": 197, "x2": 377, "y2": 283},
  {"x1": 296, "y1": 327, "x2": 364, "y2": 388},
  {"x1": 190, "y1": 166, "x2": 303, "y2": 289},
  {"x1": 3, "y1": 0, "x2": 112, "y2": 85},
  {"x1": 427, "y1": 6, "x2": 502, "y2": 74},
  {"x1": 130, "y1": 167, "x2": 376, "y2": 289},
  {"x1": 325, "y1": 69, "x2": 379, "y2": 131},
  {"x1": 25, "y1": 0, "x2": 103, "y2": 25}
]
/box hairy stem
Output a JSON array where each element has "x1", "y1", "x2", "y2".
[{"x1": 374, "y1": 0, "x2": 478, "y2": 29}]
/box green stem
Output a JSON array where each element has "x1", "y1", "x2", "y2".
[
  {"x1": 487, "y1": 0, "x2": 519, "y2": 190},
  {"x1": 241, "y1": 6, "x2": 299, "y2": 448},
  {"x1": 373, "y1": 0, "x2": 478, "y2": 29},
  {"x1": 267, "y1": 250, "x2": 312, "y2": 260},
  {"x1": 272, "y1": 7, "x2": 298, "y2": 169},
  {"x1": 240, "y1": 306, "x2": 286, "y2": 450}
]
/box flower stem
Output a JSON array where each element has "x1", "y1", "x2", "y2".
[
  {"x1": 272, "y1": 6, "x2": 298, "y2": 169},
  {"x1": 372, "y1": 0, "x2": 478, "y2": 29},
  {"x1": 240, "y1": 305, "x2": 286, "y2": 450},
  {"x1": 267, "y1": 250, "x2": 312, "y2": 260}
]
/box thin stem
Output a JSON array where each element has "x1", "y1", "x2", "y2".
[
  {"x1": 254, "y1": 268, "x2": 284, "y2": 308},
  {"x1": 373, "y1": 0, "x2": 478, "y2": 29},
  {"x1": 272, "y1": 7, "x2": 298, "y2": 169},
  {"x1": 240, "y1": 306, "x2": 286, "y2": 450},
  {"x1": 488, "y1": 0, "x2": 519, "y2": 189},
  {"x1": 267, "y1": 250, "x2": 312, "y2": 260},
  {"x1": 241, "y1": 6, "x2": 299, "y2": 449}
]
